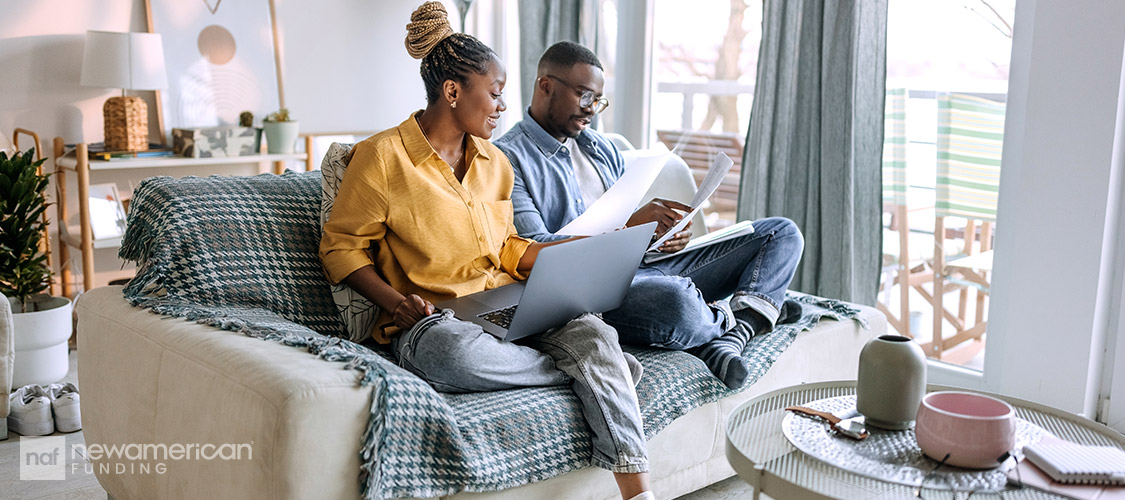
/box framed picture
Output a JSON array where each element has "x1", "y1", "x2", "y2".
[
  {"x1": 146, "y1": 0, "x2": 284, "y2": 140},
  {"x1": 87, "y1": 183, "x2": 128, "y2": 241}
]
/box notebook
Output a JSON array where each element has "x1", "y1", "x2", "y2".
[
  {"x1": 1023, "y1": 438, "x2": 1125, "y2": 485},
  {"x1": 1009, "y1": 459, "x2": 1125, "y2": 500}
]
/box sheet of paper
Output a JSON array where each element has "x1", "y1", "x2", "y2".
[
  {"x1": 556, "y1": 151, "x2": 670, "y2": 236},
  {"x1": 689, "y1": 151, "x2": 734, "y2": 208},
  {"x1": 649, "y1": 151, "x2": 735, "y2": 250}
]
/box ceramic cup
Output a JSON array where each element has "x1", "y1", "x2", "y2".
[{"x1": 915, "y1": 391, "x2": 1016, "y2": 469}]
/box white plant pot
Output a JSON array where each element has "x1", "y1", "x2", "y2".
[
  {"x1": 8, "y1": 296, "x2": 72, "y2": 387},
  {"x1": 263, "y1": 120, "x2": 300, "y2": 154}
]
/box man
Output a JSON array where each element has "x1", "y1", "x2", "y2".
[{"x1": 495, "y1": 41, "x2": 804, "y2": 389}]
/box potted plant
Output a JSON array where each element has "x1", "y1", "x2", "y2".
[
  {"x1": 262, "y1": 108, "x2": 299, "y2": 154},
  {"x1": 0, "y1": 148, "x2": 71, "y2": 386}
]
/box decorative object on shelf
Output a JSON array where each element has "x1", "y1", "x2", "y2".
[
  {"x1": 80, "y1": 31, "x2": 168, "y2": 151},
  {"x1": 147, "y1": 0, "x2": 284, "y2": 141},
  {"x1": 263, "y1": 108, "x2": 299, "y2": 154},
  {"x1": 172, "y1": 127, "x2": 262, "y2": 158},
  {"x1": 87, "y1": 183, "x2": 128, "y2": 240},
  {"x1": 239, "y1": 111, "x2": 254, "y2": 127},
  {"x1": 0, "y1": 149, "x2": 71, "y2": 386},
  {"x1": 856, "y1": 334, "x2": 927, "y2": 430}
]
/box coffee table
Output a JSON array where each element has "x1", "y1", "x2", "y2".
[{"x1": 725, "y1": 380, "x2": 1125, "y2": 499}]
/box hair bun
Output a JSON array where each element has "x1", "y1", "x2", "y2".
[{"x1": 405, "y1": 2, "x2": 454, "y2": 60}]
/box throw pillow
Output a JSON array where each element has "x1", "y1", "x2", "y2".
[{"x1": 320, "y1": 142, "x2": 380, "y2": 343}]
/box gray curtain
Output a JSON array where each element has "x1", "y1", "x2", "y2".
[
  {"x1": 737, "y1": 0, "x2": 887, "y2": 306},
  {"x1": 517, "y1": 0, "x2": 597, "y2": 105}
]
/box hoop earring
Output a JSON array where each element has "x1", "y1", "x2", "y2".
[{"x1": 451, "y1": 101, "x2": 457, "y2": 109}]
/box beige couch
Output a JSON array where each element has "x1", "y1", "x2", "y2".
[{"x1": 77, "y1": 286, "x2": 883, "y2": 500}]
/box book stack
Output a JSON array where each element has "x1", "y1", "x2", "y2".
[{"x1": 86, "y1": 142, "x2": 174, "y2": 161}]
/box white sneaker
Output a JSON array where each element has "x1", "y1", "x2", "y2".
[
  {"x1": 46, "y1": 383, "x2": 81, "y2": 433},
  {"x1": 7, "y1": 385, "x2": 54, "y2": 436}
]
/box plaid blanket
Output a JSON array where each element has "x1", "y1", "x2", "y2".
[{"x1": 119, "y1": 171, "x2": 865, "y2": 499}]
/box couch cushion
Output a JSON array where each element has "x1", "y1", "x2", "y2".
[
  {"x1": 119, "y1": 171, "x2": 344, "y2": 337},
  {"x1": 320, "y1": 143, "x2": 380, "y2": 343}
]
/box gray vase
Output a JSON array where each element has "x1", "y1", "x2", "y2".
[{"x1": 855, "y1": 334, "x2": 927, "y2": 430}]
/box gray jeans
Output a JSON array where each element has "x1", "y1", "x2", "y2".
[{"x1": 390, "y1": 309, "x2": 649, "y2": 473}]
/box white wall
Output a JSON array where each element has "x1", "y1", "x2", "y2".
[
  {"x1": 0, "y1": 0, "x2": 436, "y2": 290},
  {"x1": 273, "y1": 0, "x2": 426, "y2": 134}
]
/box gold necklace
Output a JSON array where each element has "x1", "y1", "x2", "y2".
[{"x1": 415, "y1": 116, "x2": 464, "y2": 170}]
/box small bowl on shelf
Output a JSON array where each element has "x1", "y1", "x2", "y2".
[{"x1": 915, "y1": 391, "x2": 1016, "y2": 469}]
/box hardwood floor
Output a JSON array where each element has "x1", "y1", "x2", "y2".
[{"x1": 2, "y1": 351, "x2": 759, "y2": 500}]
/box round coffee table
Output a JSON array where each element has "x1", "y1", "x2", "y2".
[{"x1": 725, "y1": 380, "x2": 1125, "y2": 499}]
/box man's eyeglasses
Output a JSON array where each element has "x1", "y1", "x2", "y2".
[{"x1": 545, "y1": 75, "x2": 610, "y2": 114}]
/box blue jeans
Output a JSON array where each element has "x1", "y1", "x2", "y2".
[
  {"x1": 602, "y1": 217, "x2": 804, "y2": 349},
  {"x1": 390, "y1": 309, "x2": 649, "y2": 473}
]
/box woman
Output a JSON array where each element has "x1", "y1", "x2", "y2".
[{"x1": 318, "y1": 3, "x2": 653, "y2": 499}]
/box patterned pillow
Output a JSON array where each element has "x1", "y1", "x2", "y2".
[{"x1": 320, "y1": 143, "x2": 380, "y2": 343}]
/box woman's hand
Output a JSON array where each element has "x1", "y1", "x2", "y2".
[{"x1": 393, "y1": 294, "x2": 435, "y2": 330}]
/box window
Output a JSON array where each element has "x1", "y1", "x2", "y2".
[
  {"x1": 648, "y1": 0, "x2": 764, "y2": 230},
  {"x1": 880, "y1": 0, "x2": 1014, "y2": 371}
]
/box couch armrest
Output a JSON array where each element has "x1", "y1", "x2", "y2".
[{"x1": 77, "y1": 286, "x2": 369, "y2": 500}]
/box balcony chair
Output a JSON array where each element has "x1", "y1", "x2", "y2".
[
  {"x1": 877, "y1": 88, "x2": 935, "y2": 338},
  {"x1": 923, "y1": 93, "x2": 1005, "y2": 361},
  {"x1": 611, "y1": 133, "x2": 709, "y2": 239},
  {"x1": 655, "y1": 129, "x2": 743, "y2": 220}
]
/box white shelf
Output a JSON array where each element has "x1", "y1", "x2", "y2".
[
  {"x1": 64, "y1": 224, "x2": 120, "y2": 250},
  {"x1": 56, "y1": 152, "x2": 307, "y2": 171}
]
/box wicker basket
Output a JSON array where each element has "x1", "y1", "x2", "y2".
[{"x1": 104, "y1": 96, "x2": 149, "y2": 151}]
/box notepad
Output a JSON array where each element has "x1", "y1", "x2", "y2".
[{"x1": 1024, "y1": 439, "x2": 1125, "y2": 486}]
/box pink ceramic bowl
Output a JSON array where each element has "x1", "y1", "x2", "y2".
[{"x1": 915, "y1": 391, "x2": 1016, "y2": 469}]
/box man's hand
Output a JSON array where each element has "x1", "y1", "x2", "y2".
[
  {"x1": 393, "y1": 294, "x2": 435, "y2": 330},
  {"x1": 658, "y1": 227, "x2": 693, "y2": 253},
  {"x1": 628, "y1": 198, "x2": 693, "y2": 235}
]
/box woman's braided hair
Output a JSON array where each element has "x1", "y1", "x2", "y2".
[{"x1": 406, "y1": 2, "x2": 496, "y2": 105}]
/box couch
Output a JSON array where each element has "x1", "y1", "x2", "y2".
[{"x1": 77, "y1": 168, "x2": 885, "y2": 500}]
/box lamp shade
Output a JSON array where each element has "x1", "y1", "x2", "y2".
[{"x1": 80, "y1": 31, "x2": 167, "y2": 91}]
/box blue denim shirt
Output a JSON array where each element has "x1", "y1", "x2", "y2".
[{"x1": 494, "y1": 108, "x2": 625, "y2": 242}]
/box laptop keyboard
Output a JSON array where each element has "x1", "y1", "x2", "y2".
[{"x1": 479, "y1": 305, "x2": 518, "y2": 329}]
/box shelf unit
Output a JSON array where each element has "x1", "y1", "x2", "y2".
[{"x1": 51, "y1": 137, "x2": 310, "y2": 296}]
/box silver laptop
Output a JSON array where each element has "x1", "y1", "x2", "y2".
[{"x1": 435, "y1": 222, "x2": 657, "y2": 342}]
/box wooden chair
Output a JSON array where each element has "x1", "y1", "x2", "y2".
[
  {"x1": 923, "y1": 93, "x2": 1005, "y2": 360},
  {"x1": 12, "y1": 128, "x2": 57, "y2": 297},
  {"x1": 876, "y1": 89, "x2": 933, "y2": 338},
  {"x1": 655, "y1": 129, "x2": 743, "y2": 218}
]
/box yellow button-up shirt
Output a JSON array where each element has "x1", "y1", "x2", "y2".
[{"x1": 320, "y1": 112, "x2": 533, "y2": 343}]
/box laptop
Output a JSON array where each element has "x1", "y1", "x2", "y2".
[{"x1": 435, "y1": 222, "x2": 657, "y2": 341}]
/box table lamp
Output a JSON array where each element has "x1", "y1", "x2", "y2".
[{"x1": 80, "y1": 31, "x2": 167, "y2": 151}]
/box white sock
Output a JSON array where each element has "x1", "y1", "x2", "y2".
[{"x1": 627, "y1": 492, "x2": 655, "y2": 500}]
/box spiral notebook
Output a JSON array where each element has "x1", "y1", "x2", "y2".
[{"x1": 1024, "y1": 439, "x2": 1125, "y2": 485}]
